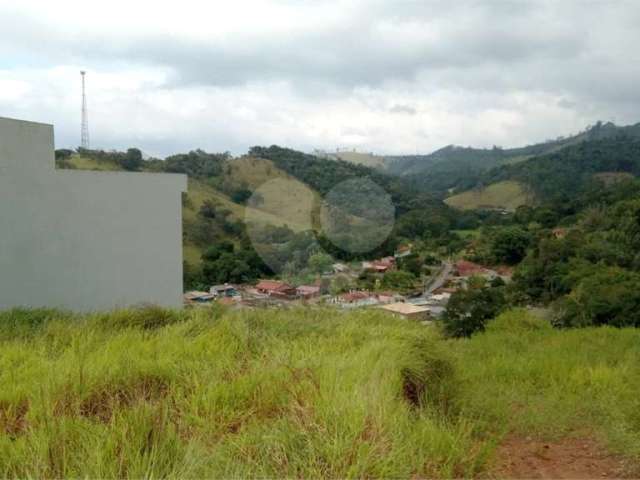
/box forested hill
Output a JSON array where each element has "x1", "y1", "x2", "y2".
[
  {"x1": 249, "y1": 145, "x2": 445, "y2": 215},
  {"x1": 388, "y1": 121, "x2": 640, "y2": 195},
  {"x1": 479, "y1": 135, "x2": 640, "y2": 204}
]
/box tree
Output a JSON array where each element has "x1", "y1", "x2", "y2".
[
  {"x1": 120, "y1": 148, "x2": 144, "y2": 171},
  {"x1": 381, "y1": 270, "x2": 416, "y2": 292},
  {"x1": 397, "y1": 253, "x2": 423, "y2": 276},
  {"x1": 553, "y1": 266, "x2": 640, "y2": 328},
  {"x1": 490, "y1": 226, "x2": 530, "y2": 265},
  {"x1": 442, "y1": 284, "x2": 506, "y2": 338},
  {"x1": 308, "y1": 251, "x2": 333, "y2": 274}
]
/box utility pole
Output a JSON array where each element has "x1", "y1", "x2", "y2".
[{"x1": 80, "y1": 71, "x2": 90, "y2": 149}]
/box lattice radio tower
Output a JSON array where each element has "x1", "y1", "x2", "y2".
[{"x1": 80, "y1": 71, "x2": 90, "y2": 149}]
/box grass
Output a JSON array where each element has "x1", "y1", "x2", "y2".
[
  {"x1": 445, "y1": 180, "x2": 533, "y2": 212},
  {"x1": 0, "y1": 307, "x2": 638, "y2": 478},
  {"x1": 66, "y1": 155, "x2": 120, "y2": 171}
]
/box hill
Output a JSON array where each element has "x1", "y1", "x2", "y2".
[
  {"x1": 0, "y1": 306, "x2": 638, "y2": 477},
  {"x1": 389, "y1": 121, "x2": 640, "y2": 195},
  {"x1": 444, "y1": 180, "x2": 533, "y2": 212},
  {"x1": 313, "y1": 150, "x2": 387, "y2": 169},
  {"x1": 479, "y1": 135, "x2": 640, "y2": 205}
]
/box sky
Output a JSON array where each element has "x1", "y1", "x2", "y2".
[{"x1": 1, "y1": 0, "x2": 639, "y2": 158}]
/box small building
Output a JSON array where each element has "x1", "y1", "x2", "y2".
[
  {"x1": 394, "y1": 244, "x2": 413, "y2": 258},
  {"x1": 297, "y1": 285, "x2": 321, "y2": 300},
  {"x1": 210, "y1": 284, "x2": 238, "y2": 297},
  {"x1": 336, "y1": 291, "x2": 379, "y2": 308},
  {"x1": 380, "y1": 302, "x2": 431, "y2": 321},
  {"x1": 255, "y1": 280, "x2": 297, "y2": 299},
  {"x1": 184, "y1": 291, "x2": 216, "y2": 304},
  {"x1": 363, "y1": 256, "x2": 396, "y2": 273}
]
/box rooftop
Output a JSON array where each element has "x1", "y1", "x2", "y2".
[{"x1": 380, "y1": 302, "x2": 430, "y2": 315}]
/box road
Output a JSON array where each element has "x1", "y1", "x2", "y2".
[{"x1": 424, "y1": 260, "x2": 453, "y2": 296}]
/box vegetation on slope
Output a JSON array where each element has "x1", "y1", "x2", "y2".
[
  {"x1": 0, "y1": 307, "x2": 638, "y2": 478},
  {"x1": 444, "y1": 180, "x2": 533, "y2": 212},
  {"x1": 482, "y1": 136, "x2": 640, "y2": 204},
  {"x1": 389, "y1": 121, "x2": 640, "y2": 196}
]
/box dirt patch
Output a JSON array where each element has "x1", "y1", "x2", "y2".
[
  {"x1": 0, "y1": 400, "x2": 29, "y2": 436},
  {"x1": 491, "y1": 434, "x2": 632, "y2": 479},
  {"x1": 55, "y1": 375, "x2": 169, "y2": 422}
]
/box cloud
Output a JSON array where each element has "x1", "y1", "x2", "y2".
[
  {"x1": 389, "y1": 104, "x2": 417, "y2": 115},
  {"x1": 0, "y1": 0, "x2": 639, "y2": 156}
]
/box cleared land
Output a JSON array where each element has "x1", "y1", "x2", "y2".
[
  {"x1": 445, "y1": 180, "x2": 533, "y2": 212},
  {"x1": 0, "y1": 307, "x2": 638, "y2": 478}
]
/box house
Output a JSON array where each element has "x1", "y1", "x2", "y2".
[
  {"x1": 297, "y1": 285, "x2": 321, "y2": 300},
  {"x1": 255, "y1": 280, "x2": 297, "y2": 299},
  {"x1": 184, "y1": 291, "x2": 216, "y2": 304},
  {"x1": 363, "y1": 256, "x2": 396, "y2": 273},
  {"x1": 394, "y1": 244, "x2": 413, "y2": 258},
  {"x1": 336, "y1": 291, "x2": 379, "y2": 308},
  {"x1": 210, "y1": 284, "x2": 238, "y2": 297},
  {"x1": 380, "y1": 302, "x2": 431, "y2": 321}
]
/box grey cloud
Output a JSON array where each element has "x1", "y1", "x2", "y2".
[
  {"x1": 389, "y1": 104, "x2": 417, "y2": 115},
  {"x1": 2, "y1": 0, "x2": 640, "y2": 156}
]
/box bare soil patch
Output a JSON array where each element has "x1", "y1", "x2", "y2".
[{"x1": 490, "y1": 435, "x2": 633, "y2": 479}]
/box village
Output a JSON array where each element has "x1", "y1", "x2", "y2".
[{"x1": 184, "y1": 246, "x2": 512, "y2": 324}]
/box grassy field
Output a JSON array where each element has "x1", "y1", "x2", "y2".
[
  {"x1": 0, "y1": 307, "x2": 638, "y2": 478},
  {"x1": 445, "y1": 180, "x2": 533, "y2": 212}
]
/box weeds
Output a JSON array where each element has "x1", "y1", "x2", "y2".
[{"x1": 0, "y1": 306, "x2": 638, "y2": 477}]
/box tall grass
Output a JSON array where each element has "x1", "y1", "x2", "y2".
[{"x1": 0, "y1": 306, "x2": 638, "y2": 477}]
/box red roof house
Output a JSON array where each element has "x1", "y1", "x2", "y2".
[
  {"x1": 296, "y1": 285, "x2": 321, "y2": 300},
  {"x1": 255, "y1": 280, "x2": 297, "y2": 298}
]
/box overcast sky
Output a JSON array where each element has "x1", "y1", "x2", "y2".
[{"x1": 1, "y1": 0, "x2": 639, "y2": 157}]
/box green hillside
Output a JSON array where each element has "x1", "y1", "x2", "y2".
[
  {"x1": 445, "y1": 180, "x2": 533, "y2": 212},
  {"x1": 0, "y1": 307, "x2": 638, "y2": 478},
  {"x1": 389, "y1": 121, "x2": 640, "y2": 195}
]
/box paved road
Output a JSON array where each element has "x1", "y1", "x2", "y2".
[{"x1": 424, "y1": 260, "x2": 453, "y2": 296}]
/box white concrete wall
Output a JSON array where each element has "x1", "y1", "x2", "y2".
[{"x1": 0, "y1": 117, "x2": 187, "y2": 311}]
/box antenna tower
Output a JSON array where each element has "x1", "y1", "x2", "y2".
[{"x1": 80, "y1": 71, "x2": 90, "y2": 149}]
